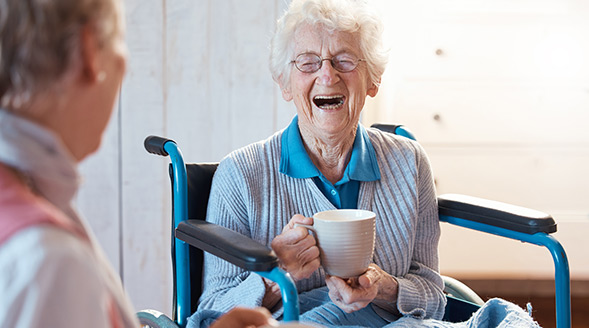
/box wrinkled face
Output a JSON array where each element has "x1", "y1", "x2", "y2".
[{"x1": 281, "y1": 24, "x2": 378, "y2": 139}]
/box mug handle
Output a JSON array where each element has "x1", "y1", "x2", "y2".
[{"x1": 294, "y1": 223, "x2": 316, "y2": 234}]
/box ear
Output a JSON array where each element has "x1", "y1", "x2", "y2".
[
  {"x1": 278, "y1": 75, "x2": 293, "y2": 101},
  {"x1": 79, "y1": 24, "x2": 101, "y2": 83},
  {"x1": 281, "y1": 87, "x2": 293, "y2": 101},
  {"x1": 367, "y1": 80, "x2": 380, "y2": 98}
]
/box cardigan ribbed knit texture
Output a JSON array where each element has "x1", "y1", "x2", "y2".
[{"x1": 197, "y1": 125, "x2": 446, "y2": 321}]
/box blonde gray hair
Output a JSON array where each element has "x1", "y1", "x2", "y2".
[
  {"x1": 270, "y1": 0, "x2": 388, "y2": 89},
  {"x1": 0, "y1": 0, "x2": 124, "y2": 109}
]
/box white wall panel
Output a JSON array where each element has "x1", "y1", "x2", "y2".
[
  {"x1": 429, "y1": 147, "x2": 589, "y2": 213},
  {"x1": 438, "y1": 220, "x2": 589, "y2": 279},
  {"x1": 165, "y1": 0, "x2": 213, "y2": 161},
  {"x1": 430, "y1": 147, "x2": 589, "y2": 278},
  {"x1": 366, "y1": 0, "x2": 589, "y2": 280},
  {"x1": 121, "y1": 0, "x2": 171, "y2": 315},
  {"x1": 391, "y1": 81, "x2": 589, "y2": 145},
  {"x1": 77, "y1": 97, "x2": 122, "y2": 273}
]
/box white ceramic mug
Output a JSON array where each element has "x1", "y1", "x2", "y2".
[{"x1": 297, "y1": 209, "x2": 376, "y2": 278}]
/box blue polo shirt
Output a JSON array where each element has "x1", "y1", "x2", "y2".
[{"x1": 279, "y1": 116, "x2": 381, "y2": 209}]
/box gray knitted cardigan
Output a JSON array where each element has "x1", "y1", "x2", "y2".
[{"x1": 197, "y1": 125, "x2": 446, "y2": 321}]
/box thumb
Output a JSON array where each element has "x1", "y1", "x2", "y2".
[{"x1": 359, "y1": 274, "x2": 373, "y2": 288}]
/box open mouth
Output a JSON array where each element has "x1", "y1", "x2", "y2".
[{"x1": 313, "y1": 95, "x2": 345, "y2": 110}]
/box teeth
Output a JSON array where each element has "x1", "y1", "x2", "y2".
[
  {"x1": 315, "y1": 95, "x2": 342, "y2": 100},
  {"x1": 313, "y1": 95, "x2": 345, "y2": 109},
  {"x1": 320, "y1": 103, "x2": 342, "y2": 109}
]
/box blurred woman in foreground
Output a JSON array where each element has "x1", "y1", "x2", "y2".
[
  {"x1": 0, "y1": 0, "x2": 274, "y2": 327},
  {"x1": 0, "y1": 0, "x2": 135, "y2": 326}
]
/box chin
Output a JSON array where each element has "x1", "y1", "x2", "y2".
[{"x1": 77, "y1": 140, "x2": 102, "y2": 162}]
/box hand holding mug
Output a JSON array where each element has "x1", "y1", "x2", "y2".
[
  {"x1": 325, "y1": 264, "x2": 380, "y2": 313},
  {"x1": 325, "y1": 263, "x2": 398, "y2": 314},
  {"x1": 271, "y1": 214, "x2": 321, "y2": 281}
]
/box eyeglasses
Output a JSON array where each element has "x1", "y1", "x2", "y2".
[{"x1": 291, "y1": 53, "x2": 365, "y2": 73}]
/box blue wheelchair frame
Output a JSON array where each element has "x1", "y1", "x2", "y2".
[
  {"x1": 142, "y1": 126, "x2": 571, "y2": 328},
  {"x1": 381, "y1": 124, "x2": 571, "y2": 328},
  {"x1": 439, "y1": 213, "x2": 570, "y2": 328}
]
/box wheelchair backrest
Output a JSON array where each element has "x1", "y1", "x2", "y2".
[{"x1": 169, "y1": 163, "x2": 218, "y2": 316}]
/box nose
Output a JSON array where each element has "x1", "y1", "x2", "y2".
[{"x1": 315, "y1": 59, "x2": 339, "y2": 86}]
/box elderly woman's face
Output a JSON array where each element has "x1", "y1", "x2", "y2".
[{"x1": 281, "y1": 24, "x2": 378, "y2": 138}]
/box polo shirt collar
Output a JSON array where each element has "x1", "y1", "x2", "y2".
[{"x1": 280, "y1": 116, "x2": 380, "y2": 181}]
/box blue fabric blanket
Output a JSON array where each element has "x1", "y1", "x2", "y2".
[
  {"x1": 385, "y1": 298, "x2": 540, "y2": 328},
  {"x1": 187, "y1": 297, "x2": 540, "y2": 328}
]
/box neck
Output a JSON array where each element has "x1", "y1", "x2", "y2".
[
  {"x1": 299, "y1": 124, "x2": 357, "y2": 184},
  {"x1": 16, "y1": 91, "x2": 87, "y2": 162}
]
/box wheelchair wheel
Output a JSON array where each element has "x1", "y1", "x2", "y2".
[
  {"x1": 442, "y1": 275, "x2": 485, "y2": 305},
  {"x1": 137, "y1": 309, "x2": 179, "y2": 328}
]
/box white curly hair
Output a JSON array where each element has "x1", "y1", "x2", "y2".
[{"x1": 269, "y1": 0, "x2": 388, "y2": 90}]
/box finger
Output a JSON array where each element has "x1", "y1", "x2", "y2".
[
  {"x1": 328, "y1": 289, "x2": 364, "y2": 314},
  {"x1": 359, "y1": 264, "x2": 382, "y2": 288},
  {"x1": 340, "y1": 302, "x2": 364, "y2": 314},
  {"x1": 299, "y1": 254, "x2": 321, "y2": 271},
  {"x1": 272, "y1": 234, "x2": 317, "y2": 264},
  {"x1": 295, "y1": 239, "x2": 320, "y2": 262},
  {"x1": 290, "y1": 257, "x2": 321, "y2": 281},
  {"x1": 283, "y1": 214, "x2": 312, "y2": 232},
  {"x1": 327, "y1": 285, "x2": 343, "y2": 305},
  {"x1": 271, "y1": 228, "x2": 311, "y2": 253},
  {"x1": 326, "y1": 275, "x2": 352, "y2": 296},
  {"x1": 346, "y1": 276, "x2": 360, "y2": 288},
  {"x1": 284, "y1": 226, "x2": 311, "y2": 243},
  {"x1": 209, "y1": 307, "x2": 274, "y2": 328},
  {"x1": 325, "y1": 275, "x2": 339, "y2": 294},
  {"x1": 325, "y1": 274, "x2": 340, "y2": 288},
  {"x1": 358, "y1": 273, "x2": 373, "y2": 288}
]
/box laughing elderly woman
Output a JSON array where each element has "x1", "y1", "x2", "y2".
[{"x1": 193, "y1": 0, "x2": 446, "y2": 327}]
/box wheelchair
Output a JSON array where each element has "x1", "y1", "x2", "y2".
[{"x1": 138, "y1": 124, "x2": 571, "y2": 328}]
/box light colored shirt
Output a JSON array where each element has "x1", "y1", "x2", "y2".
[
  {"x1": 198, "y1": 123, "x2": 446, "y2": 321},
  {"x1": 0, "y1": 110, "x2": 139, "y2": 328}
]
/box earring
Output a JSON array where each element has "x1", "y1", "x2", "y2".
[{"x1": 97, "y1": 71, "x2": 107, "y2": 83}]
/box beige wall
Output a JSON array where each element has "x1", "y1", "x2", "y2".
[{"x1": 75, "y1": 0, "x2": 589, "y2": 317}]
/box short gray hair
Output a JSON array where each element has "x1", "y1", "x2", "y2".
[
  {"x1": 269, "y1": 0, "x2": 388, "y2": 89},
  {"x1": 0, "y1": 0, "x2": 124, "y2": 109}
]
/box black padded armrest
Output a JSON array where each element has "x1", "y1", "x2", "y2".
[
  {"x1": 175, "y1": 220, "x2": 279, "y2": 272},
  {"x1": 438, "y1": 194, "x2": 556, "y2": 234},
  {"x1": 371, "y1": 123, "x2": 403, "y2": 134}
]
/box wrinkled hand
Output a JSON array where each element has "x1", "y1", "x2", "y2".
[
  {"x1": 208, "y1": 307, "x2": 277, "y2": 328},
  {"x1": 271, "y1": 214, "x2": 321, "y2": 281},
  {"x1": 325, "y1": 264, "x2": 397, "y2": 313}
]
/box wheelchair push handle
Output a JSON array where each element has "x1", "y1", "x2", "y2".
[{"x1": 144, "y1": 135, "x2": 175, "y2": 156}]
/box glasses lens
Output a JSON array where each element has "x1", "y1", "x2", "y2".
[
  {"x1": 332, "y1": 54, "x2": 359, "y2": 72},
  {"x1": 293, "y1": 53, "x2": 361, "y2": 73},
  {"x1": 295, "y1": 54, "x2": 321, "y2": 73}
]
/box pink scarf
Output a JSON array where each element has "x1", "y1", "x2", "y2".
[{"x1": 0, "y1": 164, "x2": 87, "y2": 244}]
